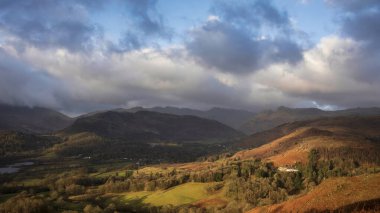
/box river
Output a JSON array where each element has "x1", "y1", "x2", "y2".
[{"x1": 0, "y1": 161, "x2": 34, "y2": 174}]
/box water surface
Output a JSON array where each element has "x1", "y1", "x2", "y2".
[{"x1": 0, "y1": 161, "x2": 34, "y2": 174}]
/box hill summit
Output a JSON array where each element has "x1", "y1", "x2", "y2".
[{"x1": 64, "y1": 110, "x2": 244, "y2": 143}]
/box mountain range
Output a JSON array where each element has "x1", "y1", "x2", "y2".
[
  {"x1": 240, "y1": 106, "x2": 380, "y2": 134},
  {"x1": 80, "y1": 106, "x2": 256, "y2": 130},
  {"x1": 1, "y1": 104, "x2": 380, "y2": 212},
  {"x1": 3, "y1": 103, "x2": 380, "y2": 138}
]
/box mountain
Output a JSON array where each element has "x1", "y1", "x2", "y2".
[
  {"x1": 0, "y1": 104, "x2": 73, "y2": 133},
  {"x1": 239, "y1": 106, "x2": 380, "y2": 134},
  {"x1": 64, "y1": 110, "x2": 244, "y2": 142},
  {"x1": 53, "y1": 110, "x2": 244, "y2": 162},
  {"x1": 235, "y1": 116, "x2": 380, "y2": 166},
  {"x1": 123, "y1": 106, "x2": 256, "y2": 130}
]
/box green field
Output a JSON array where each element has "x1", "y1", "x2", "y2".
[{"x1": 123, "y1": 182, "x2": 214, "y2": 207}]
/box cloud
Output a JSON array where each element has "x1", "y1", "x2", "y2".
[
  {"x1": 0, "y1": 48, "x2": 67, "y2": 108},
  {"x1": 0, "y1": 40, "x2": 305, "y2": 113},
  {"x1": 244, "y1": 1, "x2": 380, "y2": 108},
  {"x1": 329, "y1": 0, "x2": 380, "y2": 45},
  {"x1": 0, "y1": 0, "x2": 103, "y2": 52},
  {"x1": 0, "y1": 0, "x2": 170, "y2": 53},
  {"x1": 124, "y1": 0, "x2": 168, "y2": 37},
  {"x1": 186, "y1": 0, "x2": 303, "y2": 74},
  {"x1": 327, "y1": 0, "x2": 379, "y2": 13},
  {"x1": 254, "y1": 35, "x2": 380, "y2": 108},
  {"x1": 244, "y1": 0, "x2": 380, "y2": 108},
  {"x1": 0, "y1": 45, "x2": 233, "y2": 111},
  {"x1": 0, "y1": 0, "x2": 379, "y2": 114},
  {"x1": 112, "y1": 0, "x2": 171, "y2": 52},
  {"x1": 186, "y1": 21, "x2": 260, "y2": 73},
  {"x1": 212, "y1": 0, "x2": 290, "y2": 30},
  {"x1": 324, "y1": 0, "x2": 380, "y2": 82}
]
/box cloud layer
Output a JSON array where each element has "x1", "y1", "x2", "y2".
[{"x1": 0, "y1": 0, "x2": 379, "y2": 114}]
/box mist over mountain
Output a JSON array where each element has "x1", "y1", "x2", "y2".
[{"x1": 0, "y1": 103, "x2": 73, "y2": 133}]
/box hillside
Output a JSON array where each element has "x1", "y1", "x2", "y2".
[
  {"x1": 52, "y1": 110, "x2": 244, "y2": 161},
  {"x1": 0, "y1": 130, "x2": 60, "y2": 161},
  {"x1": 235, "y1": 116, "x2": 380, "y2": 166},
  {"x1": 64, "y1": 110, "x2": 243, "y2": 142},
  {"x1": 248, "y1": 173, "x2": 380, "y2": 213},
  {"x1": 1, "y1": 115, "x2": 380, "y2": 213},
  {"x1": 121, "y1": 106, "x2": 256, "y2": 130},
  {"x1": 0, "y1": 104, "x2": 73, "y2": 133},
  {"x1": 240, "y1": 106, "x2": 380, "y2": 134}
]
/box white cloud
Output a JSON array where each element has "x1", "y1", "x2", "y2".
[
  {"x1": 207, "y1": 15, "x2": 220, "y2": 22},
  {"x1": 253, "y1": 35, "x2": 380, "y2": 107},
  {"x1": 0, "y1": 43, "x2": 264, "y2": 112},
  {"x1": 3, "y1": 32, "x2": 379, "y2": 113}
]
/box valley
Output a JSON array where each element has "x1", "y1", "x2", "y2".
[{"x1": 0, "y1": 105, "x2": 380, "y2": 212}]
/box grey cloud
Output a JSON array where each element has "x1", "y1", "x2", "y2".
[
  {"x1": 187, "y1": 22, "x2": 260, "y2": 73},
  {"x1": 329, "y1": 0, "x2": 380, "y2": 46},
  {"x1": 3, "y1": 0, "x2": 380, "y2": 114},
  {"x1": 342, "y1": 9, "x2": 380, "y2": 46},
  {"x1": 112, "y1": 0, "x2": 171, "y2": 52},
  {"x1": 125, "y1": 0, "x2": 167, "y2": 37},
  {"x1": 185, "y1": 0, "x2": 303, "y2": 74},
  {"x1": 0, "y1": 0, "x2": 102, "y2": 52},
  {"x1": 327, "y1": 0, "x2": 379, "y2": 13},
  {"x1": 0, "y1": 48, "x2": 66, "y2": 108},
  {"x1": 328, "y1": 0, "x2": 380, "y2": 82},
  {"x1": 213, "y1": 0, "x2": 290, "y2": 31},
  {"x1": 266, "y1": 39, "x2": 303, "y2": 64},
  {"x1": 0, "y1": 0, "x2": 170, "y2": 53},
  {"x1": 108, "y1": 33, "x2": 143, "y2": 53},
  {"x1": 0, "y1": 44, "x2": 267, "y2": 114},
  {"x1": 186, "y1": 20, "x2": 302, "y2": 74}
]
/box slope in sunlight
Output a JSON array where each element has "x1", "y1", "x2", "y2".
[
  {"x1": 248, "y1": 173, "x2": 380, "y2": 213},
  {"x1": 235, "y1": 116, "x2": 380, "y2": 166}
]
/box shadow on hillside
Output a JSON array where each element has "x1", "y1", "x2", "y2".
[
  {"x1": 115, "y1": 195, "x2": 158, "y2": 213},
  {"x1": 305, "y1": 198, "x2": 380, "y2": 213}
]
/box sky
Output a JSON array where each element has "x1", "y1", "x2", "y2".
[{"x1": 0, "y1": 0, "x2": 379, "y2": 114}]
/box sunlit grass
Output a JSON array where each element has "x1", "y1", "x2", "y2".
[{"x1": 122, "y1": 182, "x2": 215, "y2": 207}]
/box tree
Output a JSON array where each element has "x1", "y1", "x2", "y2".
[
  {"x1": 293, "y1": 172, "x2": 303, "y2": 192},
  {"x1": 237, "y1": 162, "x2": 242, "y2": 177},
  {"x1": 83, "y1": 204, "x2": 102, "y2": 213},
  {"x1": 307, "y1": 149, "x2": 319, "y2": 183}
]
